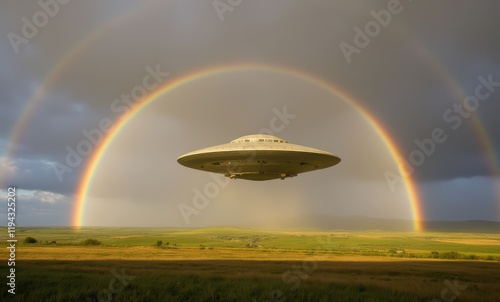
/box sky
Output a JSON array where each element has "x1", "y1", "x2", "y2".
[{"x1": 0, "y1": 0, "x2": 499, "y2": 227}]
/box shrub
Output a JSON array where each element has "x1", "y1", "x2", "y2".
[
  {"x1": 441, "y1": 251, "x2": 461, "y2": 259},
  {"x1": 24, "y1": 237, "x2": 37, "y2": 244},
  {"x1": 80, "y1": 238, "x2": 101, "y2": 246},
  {"x1": 156, "y1": 240, "x2": 163, "y2": 247}
]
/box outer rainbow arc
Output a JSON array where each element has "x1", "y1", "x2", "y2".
[
  {"x1": 394, "y1": 23, "x2": 500, "y2": 178},
  {"x1": 73, "y1": 63, "x2": 423, "y2": 230},
  {"x1": 402, "y1": 34, "x2": 500, "y2": 214},
  {"x1": 0, "y1": 2, "x2": 160, "y2": 187},
  {"x1": 2, "y1": 3, "x2": 495, "y2": 228}
]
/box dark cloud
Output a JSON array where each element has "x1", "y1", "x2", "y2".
[
  {"x1": 1, "y1": 0, "x2": 499, "y2": 225},
  {"x1": 0, "y1": 189, "x2": 72, "y2": 226}
]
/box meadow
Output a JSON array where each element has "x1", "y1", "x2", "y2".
[{"x1": 1, "y1": 227, "x2": 499, "y2": 301}]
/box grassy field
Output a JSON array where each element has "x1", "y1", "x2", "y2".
[{"x1": 1, "y1": 227, "x2": 500, "y2": 301}]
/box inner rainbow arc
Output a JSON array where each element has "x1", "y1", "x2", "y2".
[{"x1": 73, "y1": 64, "x2": 424, "y2": 230}]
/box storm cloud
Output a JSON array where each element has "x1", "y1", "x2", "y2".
[{"x1": 1, "y1": 0, "x2": 499, "y2": 226}]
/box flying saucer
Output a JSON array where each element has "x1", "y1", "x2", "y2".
[{"x1": 177, "y1": 134, "x2": 340, "y2": 181}]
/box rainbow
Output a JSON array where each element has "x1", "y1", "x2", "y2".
[
  {"x1": 1, "y1": 4, "x2": 498, "y2": 229},
  {"x1": 406, "y1": 36, "x2": 500, "y2": 179},
  {"x1": 72, "y1": 63, "x2": 424, "y2": 230},
  {"x1": 0, "y1": 1, "x2": 159, "y2": 178}
]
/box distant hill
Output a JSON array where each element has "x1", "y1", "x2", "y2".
[
  {"x1": 281, "y1": 215, "x2": 500, "y2": 232},
  {"x1": 422, "y1": 220, "x2": 500, "y2": 232}
]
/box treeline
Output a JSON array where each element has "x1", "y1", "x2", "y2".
[
  {"x1": 389, "y1": 250, "x2": 499, "y2": 261},
  {"x1": 16, "y1": 237, "x2": 102, "y2": 246}
]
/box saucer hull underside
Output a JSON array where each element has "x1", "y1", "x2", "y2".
[{"x1": 177, "y1": 149, "x2": 341, "y2": 181}]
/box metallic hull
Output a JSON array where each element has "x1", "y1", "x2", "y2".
[{"x1": 177, "y1": 135, "x2": 341, "y2": 181}]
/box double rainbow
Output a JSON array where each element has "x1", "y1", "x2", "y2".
[
  {"x1": 71, "y1": 64, "x2": 424, "y2": 230},
  {"x1": 2, "y1": 3, "x2": 499, "y2": 229}
]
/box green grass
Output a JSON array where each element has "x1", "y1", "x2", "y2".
[
  {"x1": 4, "y1": 259, "x2": 499, "y2": 302},
  {"x1": 1, "y1": 227, "x2": 499, "y2": 301},
  {"x1": 4, "y1": 227, "x2": 500, "y2": 259}
]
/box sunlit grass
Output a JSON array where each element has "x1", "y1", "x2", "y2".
[
  {"x1": 4, "y1": 258, "x2": 500, "y2": 301},
  {"x1": 5, "y1": 227, "x2": 500, "y2": 259},
  {"x1": 1, "y1": 227, "x2": 499, "y2": 301}
]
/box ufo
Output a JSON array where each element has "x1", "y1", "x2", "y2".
[{"x1": 177, "y1": 134, "x2": 340, "y2": 181}]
